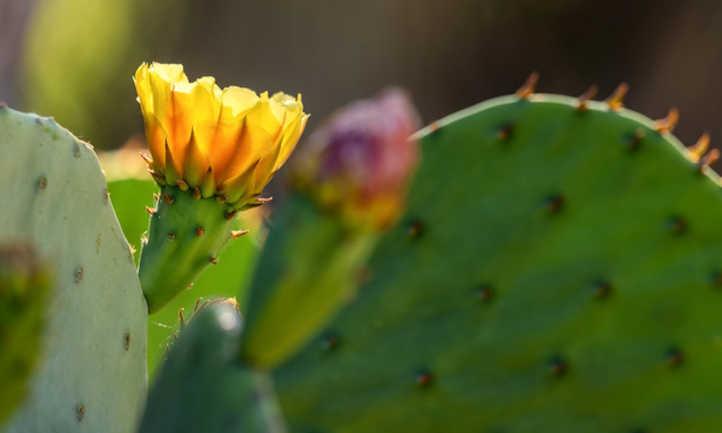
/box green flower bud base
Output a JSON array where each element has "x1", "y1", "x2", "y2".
[{"x1": 139, "y1": 186, "x2": 236, "y2": 313}]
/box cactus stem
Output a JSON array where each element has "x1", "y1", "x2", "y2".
[
  {"x1": 698, "y1": 148, "x2": 720, "y2": 173},
  {"x1": 195, "y1": 226, "x2": 205, "y2": 237},
  {"x1": 516, "y1": 72, "x2": 539, "y2": 100},
  {"x1": 231, "y1": 229, "x2": 249, "y2": 239},
  {"x1": 655, "y1": 108, "x2": 679, "y2": 134},
  {"x1": 689, "y1": 132, "x2": 710, "y2": 162},
  {"x1": 145, "y1": 206, "x2": 156, "y2": 215},
  {"x1": 576, "y1": 84, "x2": 598, "y2": 111},
  {"x1": 209, "y1": 256, "x2": 218, "y2": 265},
  {"x1": 606, "y1": 82, "x2": 629, "y2": 111}
]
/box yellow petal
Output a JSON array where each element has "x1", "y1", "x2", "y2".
[
  {"x1": 208, "y1": 87, "x2": 258, "y2": 176},
  {"x1": 132, "y1": 62, "x2": 309, "y2": 206},
  {"x1": 133, "y1": 63, "x2": 154, "y2": 118},
  {"x1": 272, "y1": 92, "x2": 304, "y2": 114},
  {"x1": 144, "y1": 113, "x2": 168, "y2": 171},
  {"x1": 273, "y1": 112, "x2": 309, "y2": 172},
  {"x1": 221, "y1": 160, "x2": 260, "y2": 204},
  {"x1": 218, "y1": 97, "x2": 283, "y2": 182},
  {"x1": 186, "y1": 77, "x2": 222, "y2": 159},
  {"x1": 184, "y1": 130, "x2": 210, "y2": 187},
  {"x1": 147, "y1": 63, "x2": 187, "y2": 125},
  {"x1": 150, "y1": 63, "x2": 187, "y2": 84},
  {"x1": 164, "y1": 78, "x2": 220, "y2": 175},
  {"x1": 222, "y1": 86, "x2": 258, "y2": 117},
  {"x1": 249, "y1": 92, "x2": 284, "y2": 138}
]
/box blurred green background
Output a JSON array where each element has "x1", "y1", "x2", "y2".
[{"x1": 3, "y1": 0, "x2": 722, "y2": 156}]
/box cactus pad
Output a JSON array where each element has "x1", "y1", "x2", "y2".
[
  {"x1": 138, "y1": 300, "x2": 286, "y2": 433},
  {"x1": 274, "y1": 95, "x2": 722, "y2": 432},
  {"x1": 0, "y1": 107, "x2": 147, "y2": 433}
]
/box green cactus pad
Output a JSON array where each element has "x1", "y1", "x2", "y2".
[
  {"x1": 139, "y1": 186, "x2": 238, "y2": 313},
  {"x1": 0, "y1": 244, "x2": 52, "y2": 426},
  {"x1": 241, "y1": 195, "x2": 378, "y2": 369},
  {"x1": 274, "y1": 95, "x2": 722, "y2": 433},
  {"x1": 138, "y1": 301, "x2": 286, "y2": 433},
  {"x1": 0, "y1": 107, "x2": 147, "y2": 433}
]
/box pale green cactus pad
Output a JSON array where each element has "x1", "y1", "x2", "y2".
[{"x1": 0, "y1": 106, "x2": 147, "y2": 433}]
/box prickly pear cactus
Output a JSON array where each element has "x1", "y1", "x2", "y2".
[
  {"x1": 138, "y1": 300, "x2": 286, "y2": 433},
  {"x1": 0, "y1": 106, "x2": 147, "y2": 433},
  {"x1": 274, "y1": 93, "x2": 722, "y2": 432},
  {"x1": 0, "y1": 244, "x2": 52, "y2": 426}
]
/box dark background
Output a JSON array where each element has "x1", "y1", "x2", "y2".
[{"x1": 1, "y1": 0, "x2": 721, "y2": 157}]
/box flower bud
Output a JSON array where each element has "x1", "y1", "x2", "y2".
[{"x1": 294, "y1": 88, "x2": 420, "y2": 230}]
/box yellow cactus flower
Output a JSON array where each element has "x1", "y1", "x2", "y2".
[{"x1": 133, "y1": 62, "x2": 308, "y2": 206}]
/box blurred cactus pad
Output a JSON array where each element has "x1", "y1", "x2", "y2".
[{"x1": 272, "y1": 92, "x2": 722, "y2": 433}]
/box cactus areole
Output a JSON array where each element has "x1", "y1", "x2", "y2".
[{"x1": 134, "y1": 62, "x2": 308, "y2": 312}]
